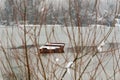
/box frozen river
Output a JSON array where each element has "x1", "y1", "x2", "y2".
[
  {"x1": 0, "y1": 24, "x2": 120, "y2": 80},
  {"x1": 0, "y1": 24, "x2": 120, "y2": 48}
]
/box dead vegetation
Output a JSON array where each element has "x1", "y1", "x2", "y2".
[{"x1": 0, "y1": 0, "x2": 120, "y2": 80}]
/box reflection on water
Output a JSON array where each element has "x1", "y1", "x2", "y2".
[
  {"x1": 9, "y1": 44, "x2": 42, "y2": 49},
  {"x1": 66, "y1": 42, "x2": 120, "y2": 54}
]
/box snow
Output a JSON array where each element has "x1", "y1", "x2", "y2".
[
  {"x1": 39, "y1": 45, "x2": 60, "y2": 49},
  {"x1": 66, "y1": 61, "x2": 73, "y2": 79},
  {"x1": 97, "y1": 41, "x2": 105, "y2": 52},
  {"x1": 55, "y1": 58, "x2": 59, "y2": 62},
  {"x1": 66, "y1": 61, "x2": 73, "y2": 68},
  {"x1": 100, "y1": 41, "x2": 105, "y2": 46},
  {"x1": 46, "y1": 43, "x2": 65, "y2": 46},
  {"x1": 97, "y1": 46, "x2": 103, "y2": 52},
  {"x1": 115, "y1": 18, "x2": 120, "y2": 27},
  {"x1": 19, "y1": 24, "x2": 40, "y2": 27}
]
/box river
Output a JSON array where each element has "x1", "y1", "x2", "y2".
[{"x1": 0, "y1": 24, "x2": 120, "y2": 80}]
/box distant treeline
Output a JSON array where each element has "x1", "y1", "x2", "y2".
[{"x1": 0, "y1": 0, "x2": 119, "y2": 26}]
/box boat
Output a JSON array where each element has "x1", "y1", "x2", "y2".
[{"x1": 39, "y1": 43, "x2": 65, "y2": 53}]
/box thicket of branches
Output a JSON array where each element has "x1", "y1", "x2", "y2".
[{"x1": 0, "y1": 0, "x2": 120, "y2": 80}]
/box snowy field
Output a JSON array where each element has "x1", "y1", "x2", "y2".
[{"x1": 0, "y1": 24, "x2": 120, "y2": 80}]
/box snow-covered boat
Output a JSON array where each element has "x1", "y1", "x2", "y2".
[{"x1": 39, "y1": 43, "x2": 65, "y2": 53}]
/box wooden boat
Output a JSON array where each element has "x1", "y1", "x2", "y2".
[{"x1": 39, "y1": 43, "x2": 65, "y2": 53}]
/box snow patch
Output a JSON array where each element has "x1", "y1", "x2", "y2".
[
  {"x1": 66, "y1": 61, "x2": 73, "y2": 68},
  {"x1": 39, "y1": 46, "x2": 60, "y2": 49}
]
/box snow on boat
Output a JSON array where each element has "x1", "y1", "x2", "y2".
[
  {"x1": 45, "y1": 43, "x2": 65, "y2": 49},
  {"x1": 39, "y1": 43, "x2": 65, "y2": 53}
]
